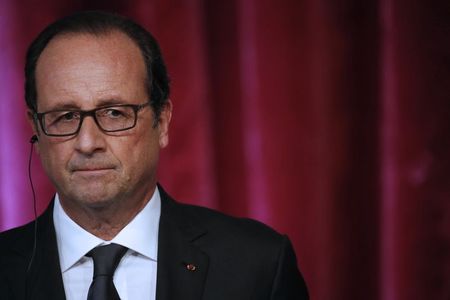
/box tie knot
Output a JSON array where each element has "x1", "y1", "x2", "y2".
[{"x1": 88, "y1": 243, "x2": 128, "y2": 278}]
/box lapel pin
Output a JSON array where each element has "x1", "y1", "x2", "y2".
[{"x1": 185, "y1": 263, "x2": 197, "y2": 271}]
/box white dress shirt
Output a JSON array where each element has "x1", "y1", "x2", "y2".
[{"x1": 53, "y1": 188, "x2": 161, "y2": 300}]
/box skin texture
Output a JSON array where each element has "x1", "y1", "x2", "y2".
[{"x1": 28, "y1": 31, "x2": 172, "y2": 240}]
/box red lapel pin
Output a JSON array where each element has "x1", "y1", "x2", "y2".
[{"x1": 185, "y1": 263, "x2": 197, "y2": 271}]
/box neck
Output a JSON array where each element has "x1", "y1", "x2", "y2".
[{"x1": 58, "y1": 185, "x2": 156, "y2": 240}]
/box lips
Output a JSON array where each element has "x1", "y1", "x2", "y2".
[
  {"x1": 71, "y1": 167, "x2": 115, "y2": 179},
  {"x1": 68, "y1": 156, "x2": 117, "y2": 175},
  {"x1": 73, "y1": 165, "x2": 114, "y2": 170},
  {"x1": 69, "y1": 162, "x2": 116, "y2": 173},
  {"x1": 73, "y1": 168, "x2": 114, "y2": 172}
]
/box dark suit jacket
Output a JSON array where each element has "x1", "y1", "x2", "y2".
[{"x1": 0, "y1": 187, "x2": 308, "y2": 300}]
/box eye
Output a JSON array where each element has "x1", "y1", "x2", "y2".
[
  {"x1": 61, "y1": 111, "x2": 76, "y2": 120},
  {"x1": 43, "y1": 111, "x2": 80, "y2": 130},
  {"x1": 104, "y1": 108, "x2": 126, "y2": 118},
  {"x1": 99, "y1": 107, "x2": 133, "y2": 119},
  {"x1": 48, "y1": 111, "x2": 79, "y2": 124}
]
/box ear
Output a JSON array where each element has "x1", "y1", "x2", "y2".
[
  {"x1": 27, "y1": 109, "x2": 39, "y2": 135},
  {"x1": 158, "y1": 100, "x2": 172, "y2": 148},
  {"x1": 27, "y1": 110, "x2": 40, "y2": 152}
]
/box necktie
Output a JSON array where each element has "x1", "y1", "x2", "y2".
[{"x1": 87, "y1": 243, "x2": 128, "y2": 300}]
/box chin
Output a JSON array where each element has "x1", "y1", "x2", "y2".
[{"x1": 67, "y1": 186, "x2": 122, "y2": 209}]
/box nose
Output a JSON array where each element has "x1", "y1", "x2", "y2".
[{"x1": 74, "y1": 115, "x2": 106, "y2": 155}]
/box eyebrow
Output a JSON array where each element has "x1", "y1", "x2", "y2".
[
  {"x1": 40, "y1": 98, "x2": 127, "y2": 112},
  {"x1": 96, "y1": 98, "x2": 127, "y2": 107}
]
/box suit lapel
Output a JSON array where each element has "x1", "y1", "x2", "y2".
[
  {"x1": 156, "y1": 187, "x2": 209, "y2": 300},
  {"x1": 26, "y1": 201, "x2": 66, "y2": 300}
]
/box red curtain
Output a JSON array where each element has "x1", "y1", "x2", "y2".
[{"x1": 0, "y1": 1, "x2": 449, "y2": 299}]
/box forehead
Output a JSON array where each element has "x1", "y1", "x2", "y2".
[
  {"x1": 37, "y1": 30, "x2": 145, "y2": 73},
  {"x1": 35, "y1": 31, "x2": 147, "y2": 110}
]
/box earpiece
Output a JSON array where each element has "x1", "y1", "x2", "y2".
[{"x1": 30, "y1": 135, "x2": 38, "y2": 144}]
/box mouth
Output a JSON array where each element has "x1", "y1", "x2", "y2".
[
  {"x1": 72, "y1": 167, "x2": 115, "y2": 175},
  {"x1": 74, "y1": 168, "x2": 113, "y2": 172}
]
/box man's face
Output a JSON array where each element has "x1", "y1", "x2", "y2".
[{"x1": 31, "y1": 32, "x2": 171, "y2": 212}]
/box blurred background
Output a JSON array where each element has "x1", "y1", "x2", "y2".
[{"x1": 0, "y1": 0, "x2": 449, "y2": 299}]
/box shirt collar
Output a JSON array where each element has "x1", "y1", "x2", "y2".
[{"x1": 53, "y1": 188, "x2": 161, "y2": 272}]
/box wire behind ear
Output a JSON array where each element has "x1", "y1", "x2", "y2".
[{"x1": 26, "y1": 134, "x2": 38, "y2": 275}]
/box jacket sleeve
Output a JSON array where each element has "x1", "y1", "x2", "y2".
[{"x1": 270, "y1": 235, "x2": 309, "y2": 300}]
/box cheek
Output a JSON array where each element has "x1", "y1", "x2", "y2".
[
  {"x1": 37, "y1": 142, "x2": 70, "y2": 175},
  {"x1": 112, "y1": 129, "x2": 160, "y2": 169}
]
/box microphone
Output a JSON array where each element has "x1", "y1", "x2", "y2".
[{"x1": 30, "y1": 135, "x2": 38, "y2": 144}]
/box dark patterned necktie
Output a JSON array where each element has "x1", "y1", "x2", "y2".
[{"x1": 87, "y1": 243, "x2": 128, "y2": 300}]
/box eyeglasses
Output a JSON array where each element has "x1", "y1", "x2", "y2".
[{"x1": 34, "y1": 102, "x2": 151, "y2": 137}]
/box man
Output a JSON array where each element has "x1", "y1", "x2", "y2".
[{"x1": 0, "y1": 11, "x2": 308, "y2": 300}]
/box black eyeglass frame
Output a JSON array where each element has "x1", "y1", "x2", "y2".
[{"x1": 33, "y1": 102, "x2": 151, "y2": 137}]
